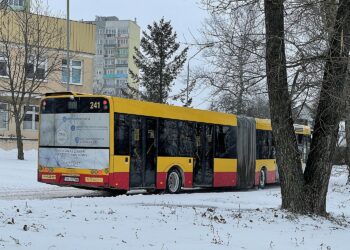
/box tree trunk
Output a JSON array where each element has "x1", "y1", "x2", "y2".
[
  {"x1": 14, "y1": 114, "x2": 24, "y2": 160},
  {"x1": 345, "y1": 119, "x2": 350, "y2": 184},
  {"x1": 237, "y1": 50, "x2": 244, "y2": 115},
  {"x1": 264, "y1": 0, "x2": 305, "y2": 212},
  {"x1": 303, "y1": 0, "x2": 350, "y2": 215}
]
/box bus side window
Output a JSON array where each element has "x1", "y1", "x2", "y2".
[
  {"x1": 158, "y1": 119, "x2": 179, "y2": 156},
  {"x1": 215, "y1": 125, "x2": 237, "y2": 158},
  {"x1": 256, "y1": 130, "x2": 269, "y2": 159},
  {"x1": 178, "y1": 121, "x2": 194, "y2": 157},
  {"x1": 268, "y1": 131, "x2": 275, "y2": 159},
  {"x1": 297, "y1": 134, "x2": 303, "y2": 145},
  {"x1": 115, "y1": 113, "x2": 130, "y2": 155},
  {"x1": 195, "y1": 123, "x2": 202, "y2": 148}
]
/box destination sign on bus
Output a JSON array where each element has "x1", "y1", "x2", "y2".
[{"x1": 41, "y1": 97, "x2": 109, "y2": 113}]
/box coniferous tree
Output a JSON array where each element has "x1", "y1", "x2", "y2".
[{"x1": 128, "y1": 18, "x2": 188, "y2": 104}]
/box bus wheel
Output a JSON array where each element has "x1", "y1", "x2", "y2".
[
  {"x1": 259, "y1": 168, "x2": 266, "y2": 189},
  {"x1": 166, "y1": 169, "x2": 182, "y2": 194}
]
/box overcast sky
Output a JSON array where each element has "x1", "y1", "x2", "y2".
[
  {"x1": 47, "y1": 0, "x2": 206, "y2": 48},
  {"x1": 46, "y1": 0, "x2": 210, "y2": 108}
]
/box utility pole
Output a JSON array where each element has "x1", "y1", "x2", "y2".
[
  {"x1": 186, "y1": 44, "x2": 213, "y2": 104},
  {"x1": 66, "y1": 0, "x2": 70, "y2": 91}
]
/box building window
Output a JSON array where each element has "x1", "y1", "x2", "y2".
[
  {"x1": 105, "y1": 49, "x2": 114, "y2": 55},
  {"x1": 0, "y1": 56, "x2": 8, "y2": 76},
  {"x1": 104, "y1": 79, "x2": 115, "y2": 87},
  {"x1": 0, "y1": 103, "x2": 8, "y2": 130},
  {"x1": 104, "y1": 59, "x2": 114, "y2": 66},
  {"x1": 117, "y1": 48, "x2": 128, "y2": 58},
  {"x1": 105, "y1": 69, "x2": 114, "y2": 75},
  {"x1": 116, "y1": 59, "x2": 128, "y2": 65},
  {"x1": 23, "y1": 105, "x2": 39, "y2": 130},
  {"x1": 116, "y1": 68, "x2": 128, "y2": 74},
  {"x1": 26, "y1": 56, "x2": 46, "y2": 80},
  {"x1": 118, "y1": 28, "x2": 129, "y2": 36},
  {"x1": 118, "y1": 38, "x2": 128, "y2": 46},
  {"x1": 8, "y1": 0, "x2": 24, "y2": 7},
  {"x1": 61, "y1": 59, "x2": 83, "y2": 85}
]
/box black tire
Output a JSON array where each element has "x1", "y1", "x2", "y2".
[
  {"x1": 259, "y1": 168, "x2": 266, "y2": 189},
  {"x1": 166, "y1": 169, "x2": 182, "y2": 194}
]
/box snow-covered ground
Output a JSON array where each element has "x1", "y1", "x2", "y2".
[{"x1": 0, "y1": 150, "x2": 349, "y2": 250}]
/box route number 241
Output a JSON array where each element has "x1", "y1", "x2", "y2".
[{"x1": 90, "y1": 101, "x2": 101, "y2": 110}]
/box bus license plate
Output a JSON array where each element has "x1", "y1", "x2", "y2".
[{"x1": 64, "y1": 176, "x2": 80, "y2": 183}]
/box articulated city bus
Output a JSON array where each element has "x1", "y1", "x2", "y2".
[{"x1": 38, "y1": 92, "x2": 311, "y2": 194}]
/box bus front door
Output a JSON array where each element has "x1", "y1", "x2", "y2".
[{"x1": 129, "y1": 116, "x2": 157, "y2": 189}]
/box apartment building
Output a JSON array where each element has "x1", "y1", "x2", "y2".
[
  {"x1": 0, "y1": 10, "x2": 96, "y2": 150},
  {"x1": 90, "y1": 16, "x2": 140, "y2": 97}
]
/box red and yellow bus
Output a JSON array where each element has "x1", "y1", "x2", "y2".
[{"x1": 38, "y1": 92, "x2": 311, "y2": 194}]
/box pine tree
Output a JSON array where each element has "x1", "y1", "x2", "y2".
[{"x1": 129, "y1": 18, "x2": 188, "y2": 104}]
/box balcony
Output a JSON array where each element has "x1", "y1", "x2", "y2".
[{"x1": 103, "y1": 73, "x2": 128, "y2": 79}]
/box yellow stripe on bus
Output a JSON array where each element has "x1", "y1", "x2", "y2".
[
  {"x1": 214, "y1": 158, "x2": 237, "y2": 173},
  {"x1": 255, "y1": 118, "x2": 272, "y2": 131},
  {"x1": 157, "y1": 157, "x2": 193, "y2": 173},
  {"x1": 113, "y1": 98, "x2": 237, "y2": 126},
  {"x1": 255, "y1": 159, "x2": 276, "y2": 172},
  {"x1": 111, "y1": 155, "x2": 130, "y2": 173}
]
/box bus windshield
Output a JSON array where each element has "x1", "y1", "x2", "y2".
[{"x1": 38, "y1": 97, "x2": 110, "y2": 170}]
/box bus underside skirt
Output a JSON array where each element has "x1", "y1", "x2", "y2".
[
  {"x1": 213, "y1": 172, "x2": 237, "y2": 187},
  {"x1": 109, "y1": 172, "x2": 129, "y2": 190}
]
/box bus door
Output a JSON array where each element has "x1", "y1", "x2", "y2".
[
  {"x1": 129, "y1": 116, "x2": 157, "y2": 188},
  {"x1": 193, "y1": 124, "x2": 214, "y2": 186}
]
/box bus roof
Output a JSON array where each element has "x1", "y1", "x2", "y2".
[
  {"x1": 255, "y1": 118, "x2": 311, "y2": 135},
  {"x1": 42, "y1": 92, "x2": 238, "y2": 126},
  {"x1": 42, "y1": 92, "x2": 312, "y2": 133},
  {"x1": 112, "y1": 96, "x2": 237, "y2": 126}
]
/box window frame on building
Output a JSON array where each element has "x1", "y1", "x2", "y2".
[
  {"x1": 25, "y1": 56, "x2": 47, "y2": 80},
  {"x1": 0, "y1": 55, "x2": 8, "y2": 77},
  {"x1": 0, "y1": 102, "x2": 9, "y2": 130},
  {"x1": 23, "y1": 105, "x2": 39, "y2": 131},
  {"x1": 61, "y1": 59, "x2": 84, "y2": 85},
  {"x1": 8, "y1": 0, "x2": 24, "y2": 7}
]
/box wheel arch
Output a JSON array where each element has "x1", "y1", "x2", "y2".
[
  {"x1": 259, "y1": 166, "x2": 267, "y2": 188},
  {"x1": 167, "y1": 165, "x2": 185, "y2": 187}
]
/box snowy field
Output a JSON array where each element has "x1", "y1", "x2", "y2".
[{"x1": 0, "y1": 150, "x2": 349, "y2": 250}]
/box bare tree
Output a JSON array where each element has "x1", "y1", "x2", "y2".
[
  {"x1": 264, "y1": 0, "x2": 350, "y2": 214},
  {"x1": 344, "y1": 75, "x2": 350, "y2": 184},
  {"x1": 196, "y1": 2, "x2": 266, "y2": 116},
  {"x1": 204, "y1": 0, "x2": 350, "y2": 215},
  {"x1": 0, "y1": 1, "x2": 64, "y2": 160}
]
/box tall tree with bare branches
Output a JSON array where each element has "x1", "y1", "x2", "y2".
[
  {"x1": 196, "y1": 2, "x2": 266, "y2": 116},
  {"x1": 204, "y1": 0, "x2": 350, "y2": 215}
]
